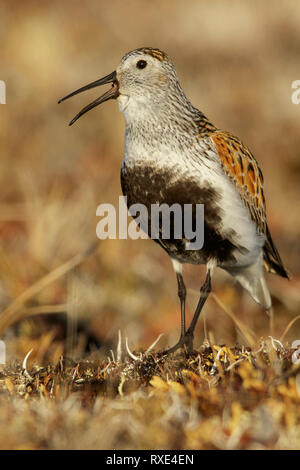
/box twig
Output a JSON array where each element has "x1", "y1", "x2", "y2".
[
  {"x1": 211, "y1": 293, "x2": 257, "y2": 347},
  {"x1": 0, "y1": 242, "x2": 97, "y2": 337},
  {"x1": 22, "y1": 348, "x2": 33, "y2": 381},
  {"x1": 280, "y1": 315, "x2": 300, "y2": 342},
  {"x1": 117, "y1": 330, "x2": 122, "y2": 363},
  {"x1": 125, "y1": 337, "x2": 140, "y2": 361},
  {"x1": 145, "y1": 333, "x2": 164, "y2": 354}
]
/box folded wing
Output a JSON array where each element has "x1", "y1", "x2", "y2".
[{"x1": 211, "y1": 131, "x2": 290, "y2": 279}]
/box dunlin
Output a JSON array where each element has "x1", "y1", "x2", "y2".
[{"x1": 59, "y1": 47, "x2": 289, "y2": 353}]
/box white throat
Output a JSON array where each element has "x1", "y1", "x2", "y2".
[
  {"x1": 117, "y1": 93, "x2": 166, "y2": 127},
  {"x1": 117, "y1": 94, "x2": 130, "y2": 114}
]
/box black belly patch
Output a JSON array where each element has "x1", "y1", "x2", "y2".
[{"x1": 121, "y1": 164, "x2": 238, "y2": 264}]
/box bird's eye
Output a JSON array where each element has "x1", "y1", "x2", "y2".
[{"x1": 136, "y1": 60, "x2": 147, "y2": 69}]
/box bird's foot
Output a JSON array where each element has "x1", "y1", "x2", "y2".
[{"x1": 160, "y1": 331, "x2": 194, "y2": 356}]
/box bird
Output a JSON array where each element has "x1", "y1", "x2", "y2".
[{"x1": 58, "y1": 47, "x2": 290, "y2": 354}]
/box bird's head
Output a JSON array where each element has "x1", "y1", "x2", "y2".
[{"x1": 58, "y1": 47, "x2": 180, "y2": 125}]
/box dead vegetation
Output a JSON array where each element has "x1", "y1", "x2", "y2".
[{"x1": 1, "y1": 336, "x2": 300, "y2": 449}]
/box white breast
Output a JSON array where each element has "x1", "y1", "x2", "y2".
[{"x1": 121, "y1": 107, "x2": 264, "y2": 270}]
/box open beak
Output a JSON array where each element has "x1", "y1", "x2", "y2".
[{"x1": 58, "y1": 70, "x2": 119, "y2": 126}]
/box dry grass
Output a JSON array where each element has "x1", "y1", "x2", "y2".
[
  {"x1": 1, "y1": 0, "x2": 300, "y2": 450},
  {"x1": 1, "y1": 336, "x2": 300, "y2": 450}
]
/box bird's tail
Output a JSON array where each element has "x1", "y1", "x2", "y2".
[
  {"x1": 226, "y1": 258, "x2": 272, "y2": 310},
  {"x1": 263, "y1": 224, "x2": 291, "y2": 279}
]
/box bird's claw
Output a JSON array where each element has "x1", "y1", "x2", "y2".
[{"x1": 159, "y1": 332, "x2": 194, "y2": 356}]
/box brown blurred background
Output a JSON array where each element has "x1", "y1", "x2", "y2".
[{"x1": 0, "y1": 0, "x2": 300, "y2": 363}]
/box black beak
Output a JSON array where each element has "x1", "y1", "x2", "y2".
[{"x1": 58, "y1": 70, "x2": 119, "y2": 126}]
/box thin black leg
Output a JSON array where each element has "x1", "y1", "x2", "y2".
[
  {"x1": 161, "y1": 269, "x2": 211, "y2": 355},
  {"x1": 186, "y1": 269, "x2": 211, "y2": 339},
  {"x1": 176, "y1": 272, "x2": 186, "y2": 338}
]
